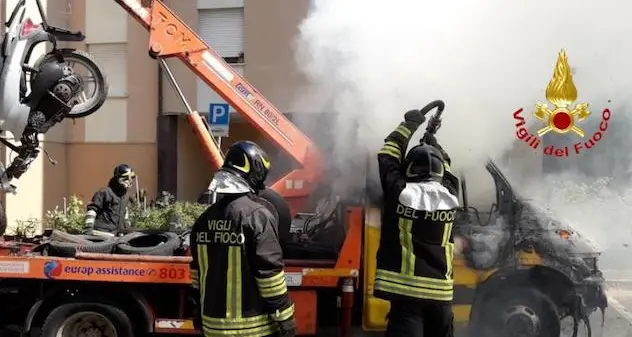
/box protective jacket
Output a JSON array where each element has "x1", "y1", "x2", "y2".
[
  {"x1": 84, "y1": 178, "x2": 129, "y2": 234},
  {"x1": 190, "y1": 192, "x2": 295, "y2": 337},
  {"x1": 375, "y1": 121, "x2": 460, "y2": 303}
]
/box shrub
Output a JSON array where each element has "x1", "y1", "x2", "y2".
[
  {"x1": 8, "y1": 218, "x2": 40, "y2": 238},
  {"x1": 44, "y1": 195, "x2": 86, "y2": 234},
  {"x1": 44, "y1": 191, "x2": 207, "y2": 233},
  {"x1": 127, "y1": 190, "x2": 207, "y2": 231}
]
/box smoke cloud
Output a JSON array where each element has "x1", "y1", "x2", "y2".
[
  {"x1": 294, "y1": 0, "x2": 631, "y2": 165},
  {"x1": 293, "y1": 0, "x2": 632, "y2": 266}
]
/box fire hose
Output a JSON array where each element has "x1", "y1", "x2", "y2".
[{"x1": 419, "y1": 99, "x2": 445, "y2": 141}]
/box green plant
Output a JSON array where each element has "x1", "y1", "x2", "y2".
[
  {"x1": 128, "y1": 191, "x2": 206, "y2": 230},
  {"x1": 44, "y1": 195, "x2": 86, "y2": 234},
  {"x1": 44, "y1": 192, "x2": 207, "y2": 234},
  {"x1": 9, "y1": 218, "x2": 40, "y2": 238}
]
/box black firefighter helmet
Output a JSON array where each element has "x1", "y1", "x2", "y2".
[
  {"x1": 222, "y1": 140, "x2": 271, "y2": 191},
  {"x1": 113, "y1": 164, "x2": 136, "y2": 179},
  {"x1": 403, "y1": 144, "x2": 445, "y2": 183}
]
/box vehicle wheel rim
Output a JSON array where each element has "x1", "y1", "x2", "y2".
[
  {"x1": 56, "y1": 311, "x2": 117, "y2": 337},
  {"x1": 502, "y1": 305, "x2": 540, "y2": 337},
  {"x1": 61, "y1": 56, "x2": 103, "y2": 115}
]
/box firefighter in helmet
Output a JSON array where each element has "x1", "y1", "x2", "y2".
[
  {"x1": 375, "y1": 109, "x2": 459, "y2": 337},
  {"x1": 83, "y1": 164, "x2": 135, "y2": 237},
  {"x1": 189, "y1": 140, "x2": 296, "y2": 337}
]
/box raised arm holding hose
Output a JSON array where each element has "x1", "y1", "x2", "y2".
[
  {"x1": 375, "y1": 100, "x2": 459, "y2": 337},
  {"x1": 421, "y1": 105, "x2": 459, "y2": 196}
]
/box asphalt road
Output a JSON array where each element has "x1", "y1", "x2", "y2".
[{"x1": 599, "y1": 270, "x2": 632, "y2": 337}]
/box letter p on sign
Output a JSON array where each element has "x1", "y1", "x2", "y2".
[{"x1": 208, "y1": 103, "x2": 230, "y2": 137}]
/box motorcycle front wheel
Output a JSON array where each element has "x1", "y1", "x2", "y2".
[{"x1": 33, "y1": 48, "x2": 108, "y2": 119}]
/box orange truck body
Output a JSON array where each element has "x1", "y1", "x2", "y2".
[{"x1": 0, "y1": 206, "x2": 361, "y2": 335}]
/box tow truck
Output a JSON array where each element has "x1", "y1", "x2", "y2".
[{"x1": 0, "y1": 1, "x2": 607, "y2": 336}]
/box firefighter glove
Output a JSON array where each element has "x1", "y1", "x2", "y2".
[
  {"x1": 277, "y1": 317, "x2": 297, "y2": 337},
  {"x1": 404, "y1": 109, "x2": 426, "y2": 126}
]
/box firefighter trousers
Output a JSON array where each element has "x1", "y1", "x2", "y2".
[{"x1": 385, "y1": 299, "x2": 454, "y2": 337}]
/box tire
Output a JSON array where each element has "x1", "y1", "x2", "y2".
[
  {"x1": 258, "y1": 188, "x2": 292, "y2": 244},
  {"x1": 49, "y1": 230, "x2": 92, "y2": 244},
  {"x1": 115, "y1": 231, "x2": 181, "y2": 256},
  {"x1": 41, "y1": 302, "x2": 133, "y2": 337},
  {"x1": 48, "y1": 237, "x2": 117, "y2": 257},
  {"x1": 76, "y1": 235, "x2": 111, "y2": 242},
  {"x1": 32, "y1": 48, "x2": 108, "y2": 118},
  {"x1": 473, "y1": 287, "x2": 561, "y2": 337}
]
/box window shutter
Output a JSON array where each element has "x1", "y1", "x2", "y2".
[
  {"x1": 197, "y1": 8, "x2": 244, "y2": 59},
  {"x1": 87, "y1": 43, "x2": 127, "y2": 97}
]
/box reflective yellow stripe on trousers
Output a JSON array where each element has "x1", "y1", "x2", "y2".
[
  {"x1": 226, "y1": 246, "x2": 242, "y2": 319},
  {"x1": 398, "y1": 217, "x2": 415, "y2": 275},
  {"x1": 191, "y1": 269, "x2": 199, "y2": 289},
  {"x1": 442, "y1": 222, "x2": 454, "y2": 279},
  {"x1": 197, "y1": 245, "x2": 209, "y2": 308}
]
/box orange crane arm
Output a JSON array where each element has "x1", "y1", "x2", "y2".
[{"x1": 113, "y1": 0, "x2": 325, "y2": 214}]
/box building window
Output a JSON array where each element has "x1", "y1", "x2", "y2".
[
  {"x1": 87, "y1": 43, "x2": 127, "y2": 97},
  {"x1": 196, "y1": 7, "x2": 245, "y2": 112},
  {"x1": 197, "y1": 8, "x2": 245, "y2": 64}
]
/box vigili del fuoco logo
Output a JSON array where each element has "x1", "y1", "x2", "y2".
[{"x1": 513, "y1": 49, "x2": 611, "y2": 157}]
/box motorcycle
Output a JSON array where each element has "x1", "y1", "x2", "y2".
[{"x1": 0, "y1": 0, "x2": 108, "y2": 192}]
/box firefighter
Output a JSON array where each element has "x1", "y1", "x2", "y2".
[
  {"x1": 189, "y1": 140, "x2": 297, "y2": 337},
  {"x1": 83, "y1": 164, "x2": 135, "y2": 237},
  {"x1": 375, "y1": 110, "x2": 460, "y2": 337}
]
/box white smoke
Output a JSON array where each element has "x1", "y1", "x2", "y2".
[
  {"x1": 295, "y1": 0, "x2": 631, "y2": 166},
  {"x1": 293, "y1": 0, "x2": 632, "y2": 268}
]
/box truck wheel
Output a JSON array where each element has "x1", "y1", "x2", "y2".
[
  {"x1": 474, "y1": 287, "x2": 560, "y2": 337},
  {"x1": 41, "y1": 302, "x2": 133, "y2": 337}
]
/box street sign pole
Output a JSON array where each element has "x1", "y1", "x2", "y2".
[
  {"x1": 212, "y1": 144, "x2": 218, "y2": 204},
  {"x1": 208, "y1": 103, "x2": 230, "y2": 204}
]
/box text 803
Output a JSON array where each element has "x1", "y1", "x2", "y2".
[{"x1": 158, "y1": 267, "x2": 187, "y2": 280}]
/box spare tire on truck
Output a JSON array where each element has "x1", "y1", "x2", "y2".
[
  {"x1": 115, "y1": 231, "x2": 181, "y2": 256},
  {"x1": 257, "y1": 188, "x2": 292, "y2": 244},
  {"x1": 48, "y1": 235, "x2": 117, "y2": 257},
  {"x1": 49, "y1": 230, "x2": 98, "y2": 244}
]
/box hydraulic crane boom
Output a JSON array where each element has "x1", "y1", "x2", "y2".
[{"x1": 113, "y1": 0, "x2": 326, "y2": 214}]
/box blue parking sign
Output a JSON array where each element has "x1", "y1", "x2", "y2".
[{"x1": 208, "y1": 103, "x2": 230, "y2": 137}]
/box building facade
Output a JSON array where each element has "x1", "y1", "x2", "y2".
[{"x1": 1, "y1": 0, "x2": 310, "y2": 231}]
